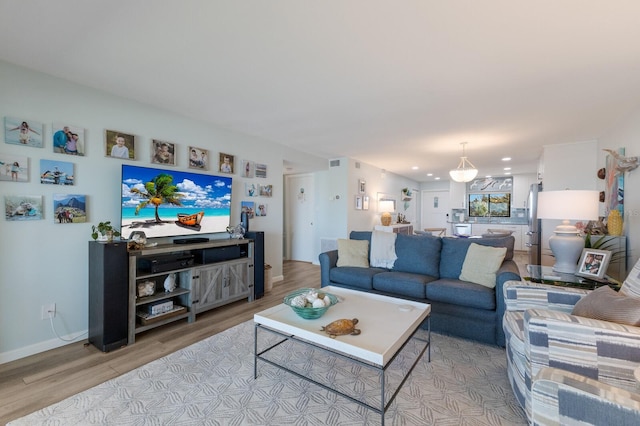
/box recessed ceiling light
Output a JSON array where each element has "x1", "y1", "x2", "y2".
[
  {"x1": 502, "y1": 157, "x2": 511, "y2": 161},
  {"x1": 504, "y1": 172, "x2": 511, "y2": 175},
  {"x1": 435, "y1": 177, "x2": 441, "y2": 180},
  {"x1": 427, "y1": 173, "x2": 433, "y2": 176},
  {"x1": 485, "y1": 175, "x2": 492, "y2": 178},
  {"x1": 412, "y1": 166, "x2": 419, "y2": 170},
  {"x1": 504, "y1": 167, "x2": 511, "y2": 171}
]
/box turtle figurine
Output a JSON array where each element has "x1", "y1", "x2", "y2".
[{"x1": 321, "y1": 318, "x2": 361, "y2": 338}]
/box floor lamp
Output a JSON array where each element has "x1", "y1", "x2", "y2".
[{"x1": 537, "y1": 190, "x2": 599, "y2": 273}]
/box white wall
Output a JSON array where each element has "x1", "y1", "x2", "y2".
[
  {"x1": 0, "y1": 60, "x2": 324, "y2": 362},
  {"x1": 312, "y1": 158, "x2": 419, "y2": 263}
]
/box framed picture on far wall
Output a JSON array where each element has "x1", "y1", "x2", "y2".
[
  {"x1": 151, "y1": 139, "x2": 176, "y2": 165},
  {"x1": 105, "y1": 129, "x2": 135, "y2": 160},
  {"x1": 53, "y1": 194, "x2": 87, "y2": 223},
  {"x1": 189, "y1": 146, "x2": 208, "y2": 170},
  {"x1": 4, "y1": 117, "x2": 44, "y2": 148},
  {"x1": 52, "y1": 123, "x2": 86, "y2": 155},
  {"x1": 40, "y1": 159, "x2": 74, "y2": 185},
  {"x1": 219, "y1": 152, "x2": 234, "y2": 174},
  {"x1": 576, "y1": 248, "x2": 612, "y2": 280},
  {"x1": 0, "y1": 153, "x2": 28, "y2": 182},
  {"x1": 5, "y1": 195, "x2": 43, "y2": 221}
]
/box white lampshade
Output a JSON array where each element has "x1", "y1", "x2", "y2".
[
  {"x1": 537, "y1": 190, "x2": 599, "y2": 273},
  {"x1": 378, "y1": 200, "x2": 395, "y2": 213},
  {"x1": 537, "y1": 190, "x2": 600, "y2": 222},
  {"x1": 449, "y1": 167, "x2": 478, "y2": 183}
]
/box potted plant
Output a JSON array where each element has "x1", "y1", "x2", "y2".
[{"x1": 91, "y1": 221, "x2": 121, "y2": 242}]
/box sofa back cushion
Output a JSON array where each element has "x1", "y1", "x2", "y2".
[
  {"x1": 336, "y1": 239, "x2": 370, "y2": 267},
  {"x1": 349, "y1": 231, "x2": 373, "y2": 259},
  {"x1": 392, "y1": 233, "x2": 441, "y2": 277},
  {"x1": 439, "y1": 236, "x2": 514, "y2": 279}
]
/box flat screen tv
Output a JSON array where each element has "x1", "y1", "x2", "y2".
[{"x1": 120, "y1": 164, "x2": 232, "y2": 239}]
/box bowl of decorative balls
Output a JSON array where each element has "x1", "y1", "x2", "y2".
[{"x1": 283, "y1": 288, "x2": 339, "y2": 319}]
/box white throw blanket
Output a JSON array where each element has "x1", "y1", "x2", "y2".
[{"x1": 370, "y1": 230, "x2": 397, "y2": 268}]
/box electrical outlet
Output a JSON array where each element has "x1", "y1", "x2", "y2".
[{"x1": 41, "y1": 303, "x2": 56, "y2": 320}]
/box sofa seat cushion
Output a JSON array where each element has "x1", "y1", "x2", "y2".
[
  {"x1": 426, "y1": 278, "x2": 496, "y2": 310},
  {"x1": 372, "y1": 271, "x2": 437, "y2": 299},
  {"x1": 392, "y1": 234, "x2": 442, "y2": 277},
  {"x1": 329, "y1": 266, "x2": 386, "y2": 290}
]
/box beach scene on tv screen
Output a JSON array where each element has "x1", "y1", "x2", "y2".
[{"x1": 121, "y1": 165, "x2": 232, "y2": 239}]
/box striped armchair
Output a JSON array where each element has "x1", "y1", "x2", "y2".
[
  {"x1": 531, "y1": 367, "x2": 640, "y2": 425},
  {"x1": 502, "y1": 278, "x2": 640, "y2": 420}
]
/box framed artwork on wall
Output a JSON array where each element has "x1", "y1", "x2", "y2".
[
  {"x1": 151, "y1": 140, "x2": 176, "y2": 165},
  {"x1": 189, "y1": 146, "x2": 208, "y2": 170},
  {"x1": 53, "y1": 194, "x2": 87, "y2": 223},
  {"x1": 40, "y1": 159, "x2": 74, "y2": 185},
  {"x1": 5, "y1": 195, "x2": 43, "y2": 221},
  {"x1": 358, "y1": 179, "x2": 366, "y2": 194},
  {"x1": 242, "y1": 159, "x2": 254, "y2": 178},
  {"x1": 363, "y1": 195, "x2": 370, "y2": 210},
  {"x1": 355, "y1": 195, "x2": 363, "y2": 210},
  {"x1": 105, "y1": 129, "x2": 135, "y2": 160},
  {"x1": 52, "y1": 123, "x2": 85, "y2": 155},
  {"x1": 255, "y1": 163, "x2": 267, "y2": 178},
  {"x1": 4, "y1": 117, "x2": 43, "y2": 148},
  {"x1": 0, "y1": 153, "x2": 28, "y2": 182},
  {"x1": 219, "y1": 152, "x2": 234, "y2": 174}
]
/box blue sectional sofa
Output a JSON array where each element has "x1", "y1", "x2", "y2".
[{"x1": 319, "y1": 231, "x2": 521, "y2": 346}]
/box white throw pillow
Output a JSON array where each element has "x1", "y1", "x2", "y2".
[
  {"x1": 337, "y1": 239, "x2": 370, "y2": 267},
  {"x1": 459, "y1": 243, "x2": 507, "y2": 288}
]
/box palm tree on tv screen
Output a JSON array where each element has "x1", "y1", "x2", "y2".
[{"x1": 131, "y1": 173, "x2": 183, "y2": 222}]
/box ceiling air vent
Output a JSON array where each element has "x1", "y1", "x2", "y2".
[
  {"x1": 329, "y1": 159, "x2": 340, "y2": 167},
  {"x1": 355, "y1": 162, "x2": 360, "y2": 169}
]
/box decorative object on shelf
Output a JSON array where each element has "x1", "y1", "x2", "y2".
[
  {"x1": 163, "y1": 273, "x2": 177, "y2": 293},
  {"x1": 283, "y1": 288, "x2": 338, "y2": 319},
  {"x1": 537, "y1": 190, "x2": 599, "y2": 273},
  {"x1": 449, "y1": 142, "x2": 478, "y2": 183},
  {"x1": 321, "y1": 318, "x2": 361, "y2": 338},
  {"x1": 401, "y1": 188, "x2": 412, "y2": 201},
  {"x1": 137, "y1": 280, "x2": 155, "y2": 298},
  {"x1": 607, "y1": 209, "x2": 623, "y2": 236},
  {"x1": 226, "y1": 224, "x2": 245, "y2": 239},
  {"x1": 127, "y1": 231, "x2": 147, "y2": 250},
  {"x1": 597, "y1": 167, "x2": 606, "y2": 179},
  {"x1": 91, "y1": 221, "x2": 121, "y2": 242},
  {"x1": 576, "y1": 248, "x2": 612, "y2": 280}
]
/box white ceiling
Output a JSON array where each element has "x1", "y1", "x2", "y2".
[{"x1": 2, "y1": 1, "x2": 640, "y2": 181}]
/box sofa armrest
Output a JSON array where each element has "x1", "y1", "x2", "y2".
[
  {"x1": 494, "y1": 260, "x2": 521, "y2": 347},
  {"x1": 532, "y1": 367, "x2": 640, "y2": 425},
  {"x1": 503, "y1": 281, "x2": 589, "y2": 313},
  {"x1": 319, "y1": 250, "x2": 338, "y2": 287},
  {"x1": 524, "y1": 308, "x2": 640, "y2": 392}
]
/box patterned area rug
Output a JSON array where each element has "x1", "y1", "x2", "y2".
[{"x1": 9, "y1": 321, "x2": 526, "y2": 425}]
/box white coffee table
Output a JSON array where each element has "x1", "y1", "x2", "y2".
[{"x1": 253, "y1": 286, "x2": 431, "y2": 425}]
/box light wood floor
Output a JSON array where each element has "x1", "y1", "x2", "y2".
[{"x1": 0, "y1": 260, "x2": 318, "y2": 425}]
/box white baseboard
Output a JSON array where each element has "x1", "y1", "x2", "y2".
[{"x1": 0, "y1": 330, "x2": 87, "y2": 365}]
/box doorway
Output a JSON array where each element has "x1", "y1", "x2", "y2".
[
  {"x1": 421, "y1": 190, "x2": 450, "y2": 234},
  {"x1": 284, "y1": 174, "x2": 315, "y2": 262}
]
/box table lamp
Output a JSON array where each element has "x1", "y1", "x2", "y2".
[
  {"x1": 537, "y1": 190, "x2": 599, "y2": 273},
  {"x1": 379, "y1": 200, "x2": 395, "y2": 226}
]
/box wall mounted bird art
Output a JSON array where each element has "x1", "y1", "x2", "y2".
[{"x1": 603, "y1": 149, "x2": 639, "y2": 173}]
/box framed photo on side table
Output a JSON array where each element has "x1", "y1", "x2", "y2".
[{"x1": 576, "y1": 248, "x2": 611, "y2": 280}]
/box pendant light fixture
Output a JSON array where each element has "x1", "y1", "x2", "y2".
[{"x1": 449, "y1": 142, "x2": 478, "y2": 182}]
